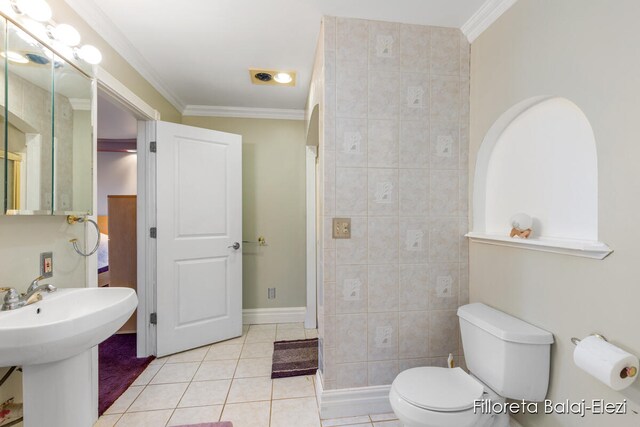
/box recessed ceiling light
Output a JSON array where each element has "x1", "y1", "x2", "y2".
[
  {"x1": 1, "y1": 51, "x2": 29, "y2": 64},
  {"x1": 249, "y1": 69, "x2": 296, "y2": 86},
  {"x1": 274, "y1": 72, "x2": 292, "y2": 84}
]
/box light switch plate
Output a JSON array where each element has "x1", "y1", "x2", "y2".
[{"x1": 332, "y1": 218, "x2": 351, "y2": 239}]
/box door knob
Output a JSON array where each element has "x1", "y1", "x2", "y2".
[{"x1": 228, "y1": 242, "x2": 241, "y2": 250}]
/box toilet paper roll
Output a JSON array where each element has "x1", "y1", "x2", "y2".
[{"x1": 573, "y1": 335, "x2": 639, "y2": 391}]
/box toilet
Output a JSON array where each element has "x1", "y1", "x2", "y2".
[{"x1": 389, "y1": 303, "x2": 554, "y2": 427}]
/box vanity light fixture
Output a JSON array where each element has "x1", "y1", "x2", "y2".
[
  {"x1": 4, "y1": 0, "x2": 103, "y2": 65},
  {"x1": 1, "y1": 51, "x2": 28, "y2": 64},
  {"x1": 48, "y1": 23, "x2": 80, "y2": 46},
  {"x1": 249, "y1": 68, "x2": 296, "y2": 86},
  {"x1": 74, "y1": 44, "x2": 102, "y2": 65},
  {"x1": 10, "y1": 0, "x2": 52, "y2": 22}
]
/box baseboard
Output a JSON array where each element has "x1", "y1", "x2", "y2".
[
  {"x1": 315, "y1": 371, "x2": 392, "y2": 419},
  {"x1": 315, "y1": 371, "x2": 527, "y2": 426},
  {"x1": 242, "y1": 307, "x2": 306, "y2": 325}
]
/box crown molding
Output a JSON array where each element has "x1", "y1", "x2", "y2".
[
  {"x1": 461, "y1": 0, "x2": 519, "y2": 43},
  {"x1": 64, "y1": 0, "x2": 186, "y2": 112},
  {"x1": 183, "y1": 105, "x2": 305, "y2": 121}
]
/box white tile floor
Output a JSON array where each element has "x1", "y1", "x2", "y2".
[{"x1": 95, "y1": 323, "x2": 399, "y2": 427}]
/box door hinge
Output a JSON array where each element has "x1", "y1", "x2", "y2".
[
  {"x1": 150, "y1": 227, "x2": 157, "y2": 238},
  {"x1": 150, "y1": 312, "x2": 157, "y2": 325},
  {"x1": 150, "y1": 141, "x2": 157, "y2": 153}
]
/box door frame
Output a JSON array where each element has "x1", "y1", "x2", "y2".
[
  {"x1": 305, "y1": 146, "x2": 318, "y2": 329},
  {"x1": 90, "y1": 67, "x2": 159, "y2": 359},
  {"x1": 86, "y1": 67, "x2": 160, "y2": 422}
]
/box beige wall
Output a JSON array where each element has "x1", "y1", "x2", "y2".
[
  {"x1": 182, "y1": 116, "x2": 307, "y2": 310},
  {"x1": 470, "y1": 0, "x2": 640, "y2": 425}
]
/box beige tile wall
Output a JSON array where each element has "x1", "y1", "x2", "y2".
[{"x1": 317, "y1": 16, "x2": 470, "y2": 390}]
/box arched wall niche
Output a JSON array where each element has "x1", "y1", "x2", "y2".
[{"x1": 468, "y1": 96, "x2": 612, "y2": 259}]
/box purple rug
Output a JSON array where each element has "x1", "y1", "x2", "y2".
[
  {"x1": 271, "y1": 338, "x2": 318, "y2": 379},
  {"x1": 98, "y1": 333, "x2": 154, "y2": 415}
]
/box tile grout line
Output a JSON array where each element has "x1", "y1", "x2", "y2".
[{"x1": 220, "y1": 325, "x2": 249, "y2": 421}]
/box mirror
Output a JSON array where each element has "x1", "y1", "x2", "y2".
[
  {"x1": 5, "y1": 22, "x2": 55, "y2": 214},
  {"x1": 0, "y1": 20, "x2": 93, "y2": 215},
  {"x1": 53, "y1": 54, "x2": 93, "y2": 214},
  {"x1": 0, "y1": 17, "x2": 6, "y2": 212}
]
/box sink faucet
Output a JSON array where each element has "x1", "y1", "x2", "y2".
[
  {"x1": 0, "y1": 277, "x2": 57, "y2": 311},
  {"x1": 27, "y1": 276, "x2": 47, "y2": 293},
  {"x1": 23, "y1": 283, "x2": 57, "y2": 304}
]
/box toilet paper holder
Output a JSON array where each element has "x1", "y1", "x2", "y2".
[
  {"x1": 571, "y1": 333, "x2": 638, "y2": 379},
  {"x1": 570, "y1": 333, "x2": 608, "y2": 346}
]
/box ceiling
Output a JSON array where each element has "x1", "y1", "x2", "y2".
[
  {"x1": 97, "y1": 93, "x2": 138, "y2": 140},
  {"x1": 66, "y1": 0, "x2": 490, "y2": 113}
]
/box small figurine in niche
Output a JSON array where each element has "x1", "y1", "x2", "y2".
[{"x1": 510, "y1": 213, "x2": 533, "y2": 239}]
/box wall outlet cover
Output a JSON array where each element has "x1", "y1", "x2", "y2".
[
  {"x1": 40, "y1": 252, "x2": 53, "y2": 278},
  {"x1": 332, "y1": 218, "x2": 351, "y2": 239}
]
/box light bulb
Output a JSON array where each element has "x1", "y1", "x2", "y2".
[
  {"x1": 51, "y1": 24, "x2": 81, "y2": 46},
  {"x1": 274, "y1": 72, "x2": 293, "y2": 84},
  {"x1": 13, "y1": 0, "x2": 52, "y2": 22},
  {"x1": 76, "y1": 45, "x2": 102, "y2": 65}
]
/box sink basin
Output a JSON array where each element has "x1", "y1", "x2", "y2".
[{"x1": 0, "y1": 287, "x2": 137, "y2": 366}]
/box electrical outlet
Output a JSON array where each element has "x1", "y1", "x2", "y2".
[
  {"x1": 268, "y1": 288, "x2": 276, "y2": 299},
  {"x1": 40, "y1": 252, "x2": 53, "y2": 278},
  {"x1": 332, "y1": 218, "x2": 351, "y2": 239}
]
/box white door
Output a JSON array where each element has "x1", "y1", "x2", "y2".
[{"x1": 155, "y1": 121, "x2": 242, "y2": 357}]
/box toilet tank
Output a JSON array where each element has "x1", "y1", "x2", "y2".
[{"x1": 457, "y1": 303, "x2": 554, "y2": 401}]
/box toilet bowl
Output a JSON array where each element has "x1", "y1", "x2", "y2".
[
  {"x1": 389, "y1": 367, "x2": 500, "y2": 427},
  {"x1": 389, "y1": 303, "x2": 554, "y2": 427}
]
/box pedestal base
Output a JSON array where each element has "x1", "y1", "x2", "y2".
[{"x1": 23, "y1": 349, "x2": 97, "y2": 427}]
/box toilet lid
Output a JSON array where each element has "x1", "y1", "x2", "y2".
[{"x1": 392, "y1": 367, "x2": 484, "y2": 412}]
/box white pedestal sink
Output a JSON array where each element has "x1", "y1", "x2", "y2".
[{"x1": 0, "y1": 287, "x2": 138, "y2": 427}]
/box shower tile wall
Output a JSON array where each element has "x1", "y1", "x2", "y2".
[{"x1": 318, "y1": 16, "x2": 470, "y2": 390}]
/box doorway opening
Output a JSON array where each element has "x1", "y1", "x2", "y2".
[{"x1": 95, "y1": 89, "x2": 153, "y2": 415}]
